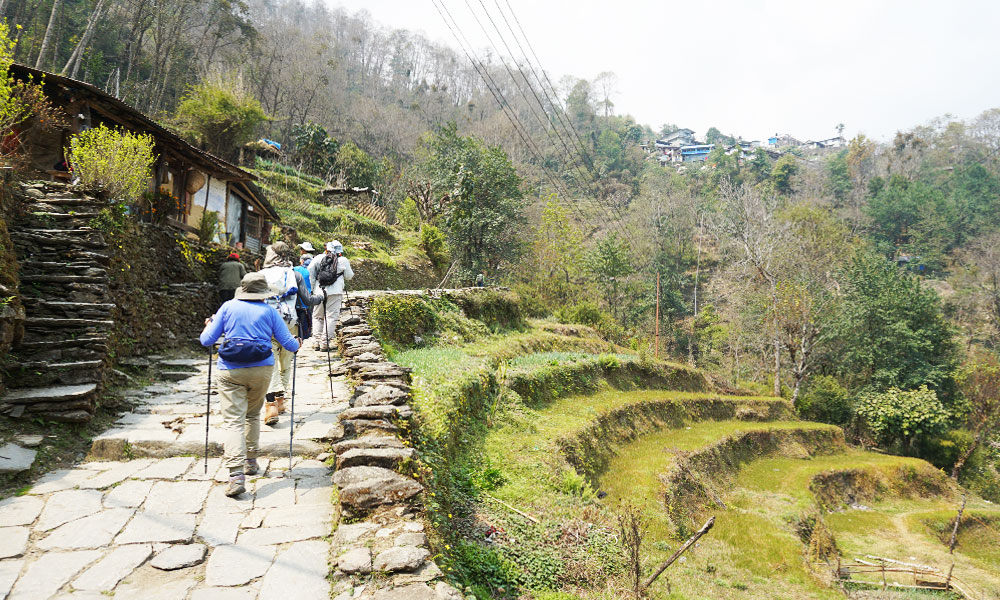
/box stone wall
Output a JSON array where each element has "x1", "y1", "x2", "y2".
[
  {"x1": 0, "y1": 184, "x2": 26, "y2": 397},
  {"x1": 329, "y1": 293, "x2": 465, "y2": 600}
]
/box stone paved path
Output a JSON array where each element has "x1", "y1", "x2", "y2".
[{"x1": 0, "y1": 346, "x2": 346, "y2": 600}]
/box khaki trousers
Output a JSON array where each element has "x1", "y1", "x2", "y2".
[
  {"x1": 312, "y1": 293, "x2": 342, "y2": 348},
  {"x1": 268, "y1": 321, "x2": 298, "y2": 395},
  {"x1": 217, "y1": 365, "x2": 272, "y2": 472}
]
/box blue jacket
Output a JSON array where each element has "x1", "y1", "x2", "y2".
[{"x1": 200, "y1": 299, "x2": 299, "y2": 370}]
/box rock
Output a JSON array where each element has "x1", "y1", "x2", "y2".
[
  {"x1": 393, "y1": 561, "x2": 443, "y2": 586},
  {"x1": 316, "y1": 452, "x2": 331, "y2": 462},
  {"x1": 150, "y1": 543, "x2": 207, "y2": 570},
  {"x1": 332, "y1": 466, "x2": 398, "y2": 487},
  {"x1": 79, "y1": 459, "x2": 153, "y2": 489},
  {"x1": 334, "y1": 436, "x2": 405, "y2": 455},
  {"x1": 0, "y1": 526, "x2": 29, "y2": 559},
  {"x1": 15, "y1": 434, "x2": 44, "y2": 447},
  {"x1": 372, "y1": 583, "x2": 437, "y2": 600},
  {"x1": 340, "y1": 405, "x2": 412, "y2": 421},
  {"x1": 333, "y1": 521, "x2": 379, "y2": 546},
  {"x1": 26, "y1": 468, "x2": 98, "y2": 494},
  {"x1": 115, "y1": 511, "x2": 196, "y2": 544},
  {"x1": 0, "y1": 495, "x2": 44, "y2": 527},
  {"x1": 0, "y1": 560, "x2": 22, "y2": 599},
  {"x1": 373, "y1": 547, "x2": 430, "y2": 572},
  {"x1": 254, "y1": 477, "x2": 296, "y2": 508},
  {"x1": 403, "y1": 522, "x2": 425, "y2": 532},
  {"x1": 143, "y1": 480, "x2": 213, "y2": 514},
  {"x1": 72, "y1": 543, "x2": 152, "y2": 591},
  {"x1": 196, "y1": 511, "x2": 244, "y2": 546},
  {"x1": 7, "y1": 550, "x2": 103, "y2": 600},
  {"x1": 204, "y1": 544, "x2": 276, "y2": 586},
  {"x1": 337, "y1": 547, "x2": 372, "y2": 574},
  {"x1": 0, "y1": 443, "x2": 37, "y2": 473},
  {"x1": 104, "y1": 561, "x2": 196, "y2": 600},
  {"x1": 434, "y1": 581, "x2": 465, "y2": 600},
  {"x1": 337, "y1": 447, "x2": 416, "y2": 470},
  {"x1": 340, "y1": 474, "x2": 424, "y2": 510},
  {"x1": 258, "y1": 541, "x2": 329, "y2": 600},
  {"x1": 354, "y1": 352, "x2": 381, "y2": 362},
  {"x1": 38, "y1": 507, "x2": 134, "y2": 550},
  {"x1": 395, "y1": 532, "x2": 428, "y2": 547},
  {"x1": 261, "y1": 504, "x2": 333, "y2": 528},
  {"x1": 159, "y1": 371, "x2": 194, "y2": 382},
  {"x1": 341, "y1": 419, "x2": 399, "y2": 436},
  {"x1": 37, "y1": 489, "x2": 104, "y2": 531},
  {"x1": 2, "y1": 383, "x2": 97, "y2": 404}
]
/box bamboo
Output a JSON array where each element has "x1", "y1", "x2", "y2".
[
  {"x1": 483, "y1": 493, "x2": 539, "y2": 523},
  {"x1": 642, "y1": 516, "x2": 714, "y2": 590}
]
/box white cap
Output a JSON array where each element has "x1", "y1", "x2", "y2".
[
  {"x1": 326, "y1": 240, "x2": 343, "y2": 254},
  {"x1": 298, "y1": 241, "x2": 315, "y2": 252}
]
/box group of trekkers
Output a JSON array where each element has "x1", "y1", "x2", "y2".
[{"x1": 202, "y1": 239, "x2": 353, "y2": 496}]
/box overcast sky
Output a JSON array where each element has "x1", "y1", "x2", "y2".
[{"x1": 326, "y1": 0, "x2": 1000, "y2": 142}]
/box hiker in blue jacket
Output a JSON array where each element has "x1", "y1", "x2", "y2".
[{"x1": 200, "y1": 272, "x2": 300, "y2": 497}]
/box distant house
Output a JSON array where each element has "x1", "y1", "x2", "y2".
[
  {"x1": 321, "y1": 186, "x2": 386, "y2": 224},
  {"x1": 681, "y1": 144, "x2": 714, "y2": 162},
  {"x1": 659, "y1": 128, "x2": 697, "y2": 146},
  {"x1": 818, "y1": 136, "x2": 847, "y2": 149},
  {"x1": 768, "y1": 133, "x2": 801, "y2": 148},
  {"x1": 8, "y1": 63, "x2": 279, "y2": 251}
]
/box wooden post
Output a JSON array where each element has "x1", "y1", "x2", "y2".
[
  {"x1": 642, "y1": 516, "x2": 714, "y2": 590},
  {"x1": 655, "y1": 272, "x2": 661, "y2": 359}
]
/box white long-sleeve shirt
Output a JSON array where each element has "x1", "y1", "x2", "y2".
[{"x1": 307, "y1": 252, "x2": 354, "y2": 295}]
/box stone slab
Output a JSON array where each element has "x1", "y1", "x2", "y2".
[
  {"x1": 195, "y1": 511, "x2": 243, "y2": 546},
  {"x1": 0, "y1": 560, "x2": 22, "y2": 599},
  {"x1": 115, "y1": 512, "x2": 196, "y2": 544},
  {"x1": 149, "y1": 543, "x2": 206, "y2": 570},
  {"x1": 253, "y1": 478, "x2": 295, "y2": 508},
  {"x1": 204, "y1": 544, "x2": 275, "y2": 587},
  {"x1": 0, "y1": 496, "x2": 44, "y2": 527},
  {"x1": 38, "y1": 508, "x2": 134, "y2": 550},
  {"x1": 0, "y1": 443, "x2": 36, "y2": 474},
  {"x1": 373, "y1": 547, "x2": 430, "y2": 572},
  {"x1": 236, "y1": 523, "x2": 328, "y2": 546},
  {"x1": 0, "y1": 527, "x2": 28, "y2": 559},
  {"x1": 37, "y1": 489, "x2": 104, "y2": 531},
  {"x1": 78, "y1": 459, "x2": 153, "y2": 489},
  {"x1": 27, "y1": 468, "x2": 96, "y2": 494},
  {"x1": 337, "y1": 547, "x2": 372, "y2": 574},
  {"x1": 132, "y1": 457, "x2": 194, "y2": 479},
  {"x1": 190, "y1": 588, "x2": 258, "y2": 600},
  {"x1": 260, "y1": 504, "x2": 333, "y2": 528},
  {"x1": 104, "y1": 480, "x2": 154, "y2": 509},
  {"x1": 258, "y1": 540, "x2": 329, "y2": 600},
  {"x1": 204, "y1": 484, "x2": 253, "y2": 514},
  {"x1": 72, "y1": 543, "x2": 152, "y2": 591},
  {"x1": 109, "y1": 564, "x2": 197, "y2": 600},
  {"x1": 8, "y1": 550, "x2": 103, "y2": 600},
  {"x1": 143, "y1": 480, "x2": 212, "y2": 514}
]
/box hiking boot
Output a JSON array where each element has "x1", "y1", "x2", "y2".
[
  {"x1": 225, "y1": 474, "x2": 246, "y2": 497},
  {"x1": 245, "y1": 458, "x2": 260, "y2": 476},
  {"x1": 264, "y1": 401, "x2": 279, "y2": 426},
  {"x1": 275, "y1": 393, "x2": 286, "y2": 414}
]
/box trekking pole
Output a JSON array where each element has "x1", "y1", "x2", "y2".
[
  {"x1": 288, "y1": 351, "x2": 297, "y2": 472},
  {"x1": 204, "y1": 344, "x2": 213, "y2": 474},
  {"x1": 324, "y1": 291, "x2": 334, "y2": 400}
]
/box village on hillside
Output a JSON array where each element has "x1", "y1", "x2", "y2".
[{"x1": 644, "y1": 127, "x2": 847, "y2": 167}]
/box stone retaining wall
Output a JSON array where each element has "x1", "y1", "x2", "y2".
[{"x1": 330, "y1": 292, "x2": 467, "y2": 600}]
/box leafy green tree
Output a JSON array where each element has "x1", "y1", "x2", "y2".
[
  {"x1": 396, "y1": 197, "x2": 420, "y2": 230},
  {"x1": 334, "y1": 141, "x2": 377, "y2": 188},
  {"x1": 770, "y1": 154, "x2": 798, "y2": 195},
  {"x1": 705, "y1": 126, "x2": 735, "y2": 146},
  {"x1": 855, "y1": 386, "x2": 950, "y2": 452},
  {"x1": 586, "y1": 233, "x2": 633, "y2": 325},
  {"x1": 746, "y1": 148, "x2": 772, "y2": 183},
  {"x1": 175, "y1": 75, "x2": 268, "y2": 161},
  {"x1": 532, "y1": 196, "x2": 585, "y2": 303},
  {"x1": 832, "y1": 250, "x2": 957, "y2": 394},
  {"x1": 950, "y1": 351, "x2": 1000, "y2": 478},
  {"x1": 418, "y1": 123, "x2": 525, "y2": 283},
  {"x1": 290, "y1": 122, "x2": 339, "y2": 179},
  {"x1": 865, "y1": 176, "x2": 944, "y2": 249},
  {"x1": 826, "y1": 149, "x2": 851, "y2": 203}
]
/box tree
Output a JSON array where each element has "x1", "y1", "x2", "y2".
[
  {"x1": 951, "y1": 351, "x2": 1000, "y2": 479},
  {"x1": 174, "y1": 73, "x2": 269, "y2": 161},
  {"x1": 335, "y1": 141, "x2": 382, "y2": 189},
  {"x1": 770, "y1": 154, "x2": 799, "y2": 195},
  {"x1": 290, "y1": 122, "x2": 339, "y2": 180},
  {"x1": 532, "y1": 195, "x2": 584, "y2": 302},
  {"x1": 586, "y1": 233, "x2": 633, "y2": 325},
  {"x1": 855, "y1": 386, "x2": 950, "y2": 453},
  {"x1": 593, "y1": 71, "x2": 618, "y2": 117},
  {"x1": 832, "y1": 250, "x2": 957, "y2": 394},
  {"x1": 705, "y1": 127, "x2": 735, "y2": 146},
  {"x1": 418, "y1": 123, "x2": 526, "y2": 283}
]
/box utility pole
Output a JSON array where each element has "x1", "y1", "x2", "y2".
[{"x1": 655, "y1": 272, "x2": 660, "y2": 359}]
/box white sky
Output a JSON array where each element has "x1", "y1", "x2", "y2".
[{"x1": 326, "y1": 0, "x2": 1000, "y2": 142}]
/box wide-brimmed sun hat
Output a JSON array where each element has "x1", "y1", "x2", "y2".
[
  {"x1": 326, "y1": 240, "x2": 343, "y2": 254},
  {"x1": 234, "y1": 272, "x2": 281, "y2": 301},
  {"x1": 298, "y1": 241, "x2": 315, "y2": 252}
]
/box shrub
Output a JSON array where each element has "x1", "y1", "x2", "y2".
[
  {"x1": 68, "y1": 124, "x2": 156, "y2": 202},
  {"x1": 450, "y1": 289, "x2": 524, "y2": 330},
  {"x1": 854, "y1": 386, "x2": 950, "y2": 452},
  {"x1": 556, "y1": 301, "x2": 603, "y2": 327},
  {"x1": 197, "y1": 210, "x2": 219, "y2": 243},
  {"x1": 797, "y1": 375, "x2": 852, "y2": 425},
  {"x1": 175, "y1": 74, "x2": 268, "y2": 161},
  {"x1": 368, "y1": 294, "x2": 437, "y2": 346},
  {"x1": 420, "y1": 224, "x2": 448, "y2": 270},
  {"x1": 397, "y1": 197, "x2": 421, "y2": 230}
]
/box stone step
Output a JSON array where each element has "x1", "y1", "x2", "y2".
[
  {"x1": 18, "y1": 335, "x2": 108, "y2": 349},
  {"x1": 8, "y1": 360, "x2": 104, "y2": 387},
  {"x1": 21, "y1": 299, "x2": 115, "y2": 310},
  {"x1": 19, "y1": 250, "x2": 111, "y2": 265},
  {"x1": 31, "y1": 196, "x2": 104, "y2": 206},
  {"x1": 24, "y1": 317, "x2": 114, "y2": 332},
  {"x1": 10, "y1": 229, "x2": 107, "y2": 249},
  {"x1": 1, "y1": 383, "x2": 98, "y2": 405},
  {"x1": 19, "y1": 273, "x2": 109, "y2": 284},
  {"x1": 19, "y1": 262, "x2": 106, "y2": 273},
  {"x1": 26, "y1": 211, "x2": 101, "y2": 219}
]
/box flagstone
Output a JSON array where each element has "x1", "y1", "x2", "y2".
[
  {"x1": 258, "y1": 541, "x2": 329, "y2": 600},
  {"x1": 142, "y1": 480, "x2": 212, "y2": 514},
  {"x1": 0, "y1": 527, "x2": 28, "y2": 559},
  {"x1": 104, "y1": 480, "x2": 155, "y2": 509},
  {"x1": 0, "y1": 560, "x2": 23, "y2": 599},
  {"x1": 37, "y1": 489, "x2": 104, "y2": 531},
  {"x1": 195, "y1": 511, "x2": 243, "y2": 546},
  {"x1": 132, "y1": 457, "x2": 195, "y2": 480},
  {"x1": 253, "y1": 478, "x2": 295, "y2": 508},
  {"x1": 78, "y1": 460, "x2": 153, "y2": 489},
  {"x1": 73, "y1": 543, "x2": 152, "y2": 591},
  {"x1": 27, "y1": 469, "x2": 96, "y2": 494},
  {"x1": 38, "y1": 508, "x2": 134, "y2": 550},
  {"x1": 8, "y1": 550, "x2": 103, "y2": 600},
  {"x1": 204, "y1": 544, "x2": 275, "y2": 587},
  {"x1": 0, "y1": 496, "x2": 44, "y2": 527},
  {"x1": 115, "y1": 512, "x2": 196, "y2": 545}
]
